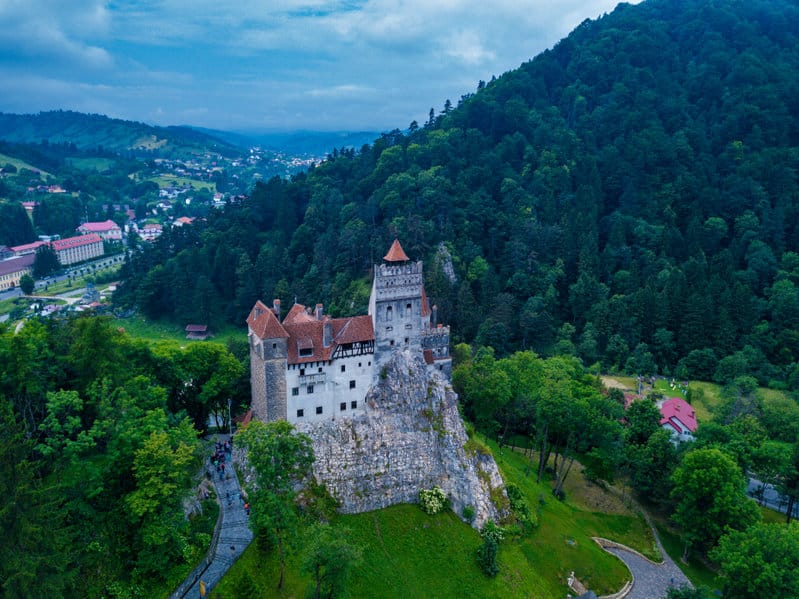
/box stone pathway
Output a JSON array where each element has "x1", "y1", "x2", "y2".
[
  {"x1": 173, "y1": 435, "x2": 253, "y2": 599},
  {"x1": 598, "y1": 518, "x2": 692, "y2": 599}
]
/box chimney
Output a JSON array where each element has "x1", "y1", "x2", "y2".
[
  {"x1": 273, "y1": 299, "x2": 281, "y2": 318},
  {"x1": 431, "y1": 305, "x2": 438, "y2": 328},
  {"x1": 315, "y1": 303, "x2": 323, "y2": 320},
  {"x1": 323, "y1": 322, "x2": 333, "y2": 348}
]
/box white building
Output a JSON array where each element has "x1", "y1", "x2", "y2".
[{"x1": 247, "y1": 239, "x2": 451, "y2": 424}]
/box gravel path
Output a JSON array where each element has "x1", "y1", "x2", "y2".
[{"x1": 598, "y1": 517, "x2": 692, "y2": 599}]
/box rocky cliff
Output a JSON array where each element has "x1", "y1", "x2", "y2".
[{"x1": 297, "y1": 350, "x2": 507, "y2": 528}]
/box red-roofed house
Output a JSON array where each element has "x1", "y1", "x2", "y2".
[
  {"x1": 10, "y1": 240, "x2": 46, "y2": 256},
  {"x1": 77, "y1": 220, "x2": 122, "y2": 241},
  {"x1": 173, "y1": 216, "x2": 195, "y2": 227},
  {"x1": 660, "y1": 397, "x2": 697, "y2": 441},
  {"x1": 248, "y1": 239, "x2": 451, "y2": 425},
  {"x1": 52, "y1": 234, "x2": 104, "y2": 265},
  {"x1": 139, "y1": 223, "x2": 163, "y2": 241}
]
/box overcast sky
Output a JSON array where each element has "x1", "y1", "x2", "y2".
[{"x1": 0, "y1": 0, "x2": 640, "y2": 132}]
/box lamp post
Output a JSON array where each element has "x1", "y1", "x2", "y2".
[{"x1": 228, "y1": 397, "x2": 232, "y2": 438}]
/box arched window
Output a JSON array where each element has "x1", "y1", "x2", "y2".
[
  {"x1": 386, "y1": 305, "x2": 393, "y2": 321},
  {"x1": 406, "y1": 303, "x2": 412, "y2": 317}
]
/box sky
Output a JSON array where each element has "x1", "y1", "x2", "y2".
[{"x1": 0, "y1": 0, "x2": 641, "y2": 133}]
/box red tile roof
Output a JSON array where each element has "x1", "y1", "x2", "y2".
[
  {"x1": 660, "y1": 398, "x2": 698, "y2": 433},
  {"x1": 10, "y1": 241, "x2": 46, "y2": 254},
  {"x1": 77, "y1": 220, "x2": 120, "y2": 232},
  {"x1": 52, "y1": 234, "x2": 103, "y2": 251},
  {"x1": 247, "y1": 301, "x2": 289, "y2": 339},
  {"x1": 254, "y1": 302, "x2": 375, "y2": 364},
  {"x1": 384, "y1": 238, "x2": 409, "y2": 262},
  {"x1": 420, "y1": 287, "x2": 431, "y2": 318},
  {"x1": 284, "y1": 303, "x2": 316, "y2": 324}
]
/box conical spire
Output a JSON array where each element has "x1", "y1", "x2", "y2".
[{"x1": 383, "y1": 238, "x2": 410, "y2": 262}]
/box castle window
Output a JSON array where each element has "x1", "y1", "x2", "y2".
[
  {"x1": 297, "y1": 409, "x2": 304, "y2": 418},
  {"x1": 351, "y1": 401, "x2": 358, "y2": 409},
  {"x1": 349, "y1": 380, "x2": 356, "y2": 389},
  {"x1": 404, "y1": 337, "x2": 409, "y2": 345},
  {"x1": 358, "y1": 362, "x2": 362, "y2": 367},
  {"x1": 405, "y1": 323, "x2": 412, "y2": 329},
  {"x1": 390, "y1": 340, "x2": 395, "y2": 347},
  {"x1": 300, "y1": 368, "x2": 305, "y2": 376},
  {"x1": 307, "y1": 384, "x2": 314, "y2": 394},
  {"x1": 406, "y1": 303, "x2": 412, "y2": 317},
  {"x1": 316, "y1": 406, "x2": 323, "y2": 415},
  {"x1": 340, "y1": 402, "x2": 346, "y2": 411},
  {"x1": 292, "y1": 387, "x2": 299, "y2": 396},
  {"x1": 318, "y1": 367, "x2": 323, "y2": 373},
  {"x1": 272, "y1": 342, "x2": 277, "y2": 349},
  {"x1": 341, "y1": 364, "x2": 346, "y2": 373},
  {"x1": 368, "y1": 361, "x2": 371, "y2": 366},
  {"x1": 386, "y1": 305, "x2": 393, "y2": 321},
  {"x1": 386, "y1": 326, "x2": 393, "y2": 332},
  {"x1": 299, "y1": 348, "x2": 313, "y2": 357}
]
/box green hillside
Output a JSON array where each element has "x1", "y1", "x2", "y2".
[
  {"x1": 0, "y1": 110, "x2": 242, "y2": 158},
  {"x1": 212, "y1": 439, "x2": 655, "y2": 599}
]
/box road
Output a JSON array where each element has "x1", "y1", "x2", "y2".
[{"x1": 747, "y1": 476, "x2": 797, "y2": 518}]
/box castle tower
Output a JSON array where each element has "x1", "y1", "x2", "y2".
[
  {"x1": 247, "y1": 300, "x2": 289, "y2": 421},
  {"x1": 369, "y1": 239, "x2": 426, "y2": 374}
]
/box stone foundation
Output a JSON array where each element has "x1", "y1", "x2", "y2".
[{"x1": 297, "y1": 350, "x2": 507, "y2": 528}]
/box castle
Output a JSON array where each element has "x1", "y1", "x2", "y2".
[{"x1": 247, "y1": 239, "x2": 452, "y2": 424}]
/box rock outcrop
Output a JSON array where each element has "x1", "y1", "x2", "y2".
[{"x1": 297, "y1": 350, "x2": 507, "y2": 528}]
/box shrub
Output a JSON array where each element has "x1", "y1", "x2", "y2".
[
  {"x1": 476, "y1": 521, "x2": 504, "y2": 577},
  {"x1": 462, "y1": 504, "x2": 476, "y2": 523},
  {"x1": 418, "y1": 486, "x2": 447, "y2": 515},
  {"x1": 506, "y1": 483, "x2": 537, "y2": 529}
]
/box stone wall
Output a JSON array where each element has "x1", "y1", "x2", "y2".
[{"x1": 297, "y1": 350, "x2": 507, "y2": 529}]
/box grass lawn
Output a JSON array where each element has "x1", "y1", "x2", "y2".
[
  {"x1": 0, "y1": 152, "x2": 52, "y2": 177},
  {"x1": 686, "y1": 381, "x2": 722, "y2": 422},
  {"x1": 148, "y1": 174, "x2": 215, "y2": 192},
  {"x1": 653, "y1": 378, "x2": 687, "y2": 399},
  {"x1": 212, "y1": 436, "x2": 657, "y2": 599},
  {"x1": 116, "y1": 314, "x2": 246, "y2": 345},
  {"x1": 653, "y1": 521, "x2": 721, "y2": 591}
]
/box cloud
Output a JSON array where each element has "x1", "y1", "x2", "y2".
[
  {"x1": 0, "y1": 0, "x2": 643, "y2": 130},
  {"x1": 0, "y1": 0, "x2": 113, "y2": 70}
]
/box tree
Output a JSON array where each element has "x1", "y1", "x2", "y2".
[
  {"x1": 671, "y1": 448, "x2": 760, "y2": 557},
  {"x1": 302, "y1": 523, "x2": 362, "y2": 599},
  {"x1": 19, "y1": 274, "x2": 34, "y2": 295},
  {"x1": 33, "y1": 243, "x2": 60, "y2": 278},
  {"x1": 710, "y1": 522, "x2": 799, "y2": 598},
  {"x1": 238, "y1": 420, "x2": 314, "y2": 590}
]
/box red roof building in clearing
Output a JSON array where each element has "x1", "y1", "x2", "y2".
[
  {"x1": 76, "y1": 220, "x2": 122, "y2": 241},
  {"x1": 660, "y1": 397, "x2": 698, "y2": 440}
]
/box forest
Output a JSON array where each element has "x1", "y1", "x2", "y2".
[
  {"x1": 117, "y1": 0, "x2": 799, "y2": 390},
  {"x1": 0, "y1": 315, "x2": 248, "y2": 597}
]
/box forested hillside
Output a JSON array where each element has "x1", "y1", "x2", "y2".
[
  {"x1": 0, "y1": 315, "x2": 248, "y2": 597},
  {"x1": 118, "y1": 0, "x2": 799, "y2": 386},
  {"x1": 0, "y1": 110, "x2": 239, "y2": 158}
]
